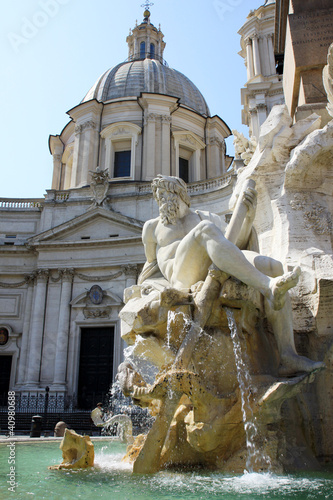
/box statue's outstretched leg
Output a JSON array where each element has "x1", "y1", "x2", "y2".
[{"x1": 172, "y1": 220, "x2": 301, "y2": 311}]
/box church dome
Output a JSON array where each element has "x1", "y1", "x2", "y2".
[{"x1": 82, "y1": 59, "x2": 210, "y2": 117}]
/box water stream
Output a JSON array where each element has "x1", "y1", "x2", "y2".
[{"x1": 225, "y1": 307, "x2": 271, "y2": 473}]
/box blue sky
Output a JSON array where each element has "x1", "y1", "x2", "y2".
[{"x1": 2, "y1": 0, "x2": 263, "y2": 198}]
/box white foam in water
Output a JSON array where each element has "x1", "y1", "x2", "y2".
[
  {"x1": 95, "y1": 449, "x2": 133, "y2": 472},
  {"x1": 150, "y1": 471, "x2": 332, "y2": 498}
]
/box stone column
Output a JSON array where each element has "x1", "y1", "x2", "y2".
[
  {"x1": 208, "y1": 137, "x2": 223, "y2": 177},
  {"x1": 256, "y1": 103, "x2": 268, "y2": 128},
  {"x1": 245, "y1": 38, "x2": 254, "y2": 80},
  {"x1": 52, "y1": 269, "x2": 74, "y2": 388},
  {"x1": 80, "y1": 120, "x2": 99, "y2": 186},
  {"x1": 147, "y1": 34, "x2": 150, "y2": 58},
  {"x1": 144, "y1": 113, "x2": 156, "y2": 179},
  {"x1": 259, "y1": 36, "x2": 268, "y2": 76},
  {"x1": 51, "y1": 154, "x2": 63, "y2": 191},
  {"x1": 104, "y1": 136, "x2": 113, "y2": 176},
  {"x1": 161, "y1": 115, "x2": 171, "y2": 176},
  {"x1": 267, "y1": 34, "x2": 276, "y2": 75},
  {"x1": 71, "y1": 125, "x2": 82, "y2": 188},
  {"x1": 194, "y1": 149, "x2": 201, "y2": 181},
  {"x1": 252, "y1": 35, "x2": 262, "y2": 76},
  {"x1": 123, "y1": 265, "x2": 138, "y2": 289},
  {"x1": 249, "y1": 108, "x2": 259, "y2": 139},
  {"x1": 134, "y1": 38, "x2": 138, "y2": 59},
  {"x1": 16, "y1": 274, "x2": 35, "y2": 386},
  {"x1": 262, "y1": 35, "x2": 270, "y2": 75},
  {"x1": 24, "y1": 270, "x2": 49, "y2": 388}
]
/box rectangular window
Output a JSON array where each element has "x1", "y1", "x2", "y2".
[
  {"x1": 179, "y1": 157, "x2": 189, "y2": 184},
  {"x1": 114, "y1": 151, "x2": 131, "y2": 178}
]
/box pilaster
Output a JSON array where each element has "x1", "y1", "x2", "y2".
[
  {"x1": 52, "y1": 269, "x2": 74, "y2": 389},
  {"x1": 122, "y1": 264, "x2": 138, "y2": 288},
  {"x1": 144, "y1": 113, "x2": 157, "y2": 179},
  {"x1": 161, "y1": 115, "x2": 172, "y2": 176},
  {"x1": 16, "y1": 274, "x2": 36, "y2": 387},
  {"x1": 246, "y1": 38, "x2": 254, "y2": 80},
  {"x1": 24, "y1": 269, "x2": 49, "y2": 388},
  {"x1": 49, "y1": 136, "x2": 64, "y2": 190},
  {"x1": 252, "y1": 34, "x2": 262, "y2": 76}
]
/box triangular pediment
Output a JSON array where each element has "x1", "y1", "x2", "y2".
[{"x1": 28, "y1": 207, "x2": 144, "y2": 244}]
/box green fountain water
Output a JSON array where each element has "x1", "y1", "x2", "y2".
[{"x1": 1, "y1": 440, "x2": 332, "y2": 499}]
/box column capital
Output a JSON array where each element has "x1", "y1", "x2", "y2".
[
  {"x1": 75, "y1": 120, "x2": 98, "y2": 136},
  {"x1": 60, "y1": 268, "x2": 75, "y2": 282},
  {"x1": 209, "y1": 137, "x2": 225, "y2": 151},
  {"x1": 161, "y1": 115, "x2": 172, "y2": 124},
  {"x1": 24, "y1": 273, "x2": 37, "y2": 285},
  {"x1": 36, "y1": 269, "x2": 49, "y2": 282},
  {"x1": 122, "y1": 264, "x2": 138, "y2": 279},
  {"x1": 245, "y1": 37, "x2": 252, "y2": 46},
  {"x1": 75, "y1": 124, "x2": 83, "y2": 136},
  {"x1": 147, "y1": 113, "x2": 158, "y2": 123},
  {"x1": 82, "y1": 120, "x2": 98, "y2": 131},
  {"x1": 249, "y1": 108, "x2": 258, "y2": 115},
  {"x1": 256, "y1": 103, "x2": 267, "y2": 110}
]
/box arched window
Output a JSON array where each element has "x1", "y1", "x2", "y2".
[
  {"x1": 150, "y1": 43, "x2": 155, "y2": 59},
  {"x1": 140, "y1": 41, "x2": 146, "y2": 59}
]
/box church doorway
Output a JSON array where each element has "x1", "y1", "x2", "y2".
[
  {"x1": 0, "y1": 355, "x2": 12, "y2": 399},
  {"x1": 77, "y1": 327, "x2": 115, "y2": 409}
]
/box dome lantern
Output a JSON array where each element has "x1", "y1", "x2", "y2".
[{"x1": 126, "y1": 4, "x2": 165, "y2": 63}]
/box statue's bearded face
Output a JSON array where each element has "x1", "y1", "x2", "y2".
[{"x1": 156, "y1": 188, "x2": 180, "y2": 225}]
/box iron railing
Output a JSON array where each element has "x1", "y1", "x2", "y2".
[
  {"x1": 0, "y1": 391, "x2": 154, "y2": 435},
  {"x1": 125, "y1": 53, "x2": 169, "y2": 67}
]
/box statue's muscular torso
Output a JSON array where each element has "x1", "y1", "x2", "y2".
[{"x1": 142, "y1": 209, "x2": 224, "y2": 284}]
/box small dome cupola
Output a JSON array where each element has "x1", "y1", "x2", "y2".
[{"x1": 126, "y1": 3, "x2": 166, "y2": 63}]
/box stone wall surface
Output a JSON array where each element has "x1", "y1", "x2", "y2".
[{"x1": 232, "y1": 99, "x2": 333, "y2": 461}]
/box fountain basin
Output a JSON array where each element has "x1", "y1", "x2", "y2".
[{"x1": 1, "y1": 439, "x2": 332, "y2": 499}]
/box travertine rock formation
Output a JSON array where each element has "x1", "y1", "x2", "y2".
[{"x1": 49, "y1": 429, "x2": 94, "y2": 470}]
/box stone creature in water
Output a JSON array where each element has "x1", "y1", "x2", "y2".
[
  {"x1": 49, "y1": 429, "x2": 94, "y2": 470},
  {"x1": 102, "y1": 414, "x2": 134, "y2": 443}
]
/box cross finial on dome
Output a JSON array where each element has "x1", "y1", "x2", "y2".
[
  {"x1": 141, "y1": 1, "x2": 154, "y2": 10},
  {"x1": 141, "y1": 1, "x2": 154, "y2": 20}
]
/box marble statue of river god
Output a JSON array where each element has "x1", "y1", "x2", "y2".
[{"x1": 118, "y1": 175, "x2": 325, "y2": 474}]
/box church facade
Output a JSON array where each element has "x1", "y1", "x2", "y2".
[{"x1": 0, "y1": 9, "x2": 235, "y2": 409}]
